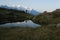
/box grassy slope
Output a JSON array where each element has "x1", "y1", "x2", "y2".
[
  {"x1": 0, "y1": 27, "x2": 60, "y2": 40},
  {"x1": 33, "y1": 9, "x2": 60, "y2": 25}
]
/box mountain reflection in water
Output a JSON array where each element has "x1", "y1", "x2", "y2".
[{"x1": 0, "y1": 20, "x2": 40, "y2": 28}]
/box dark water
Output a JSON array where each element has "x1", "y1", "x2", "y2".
[{"x1": 0, "y1": 20, "x2": 40, "y2": 28}]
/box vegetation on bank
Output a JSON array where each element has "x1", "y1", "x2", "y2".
[
  {"x1": 33, "y1": 9, "x2": 60, "y2": 25},
  {"x1": 0, "y1": 8, "x2": 60, "y2": 40},
  {"x1": 0, "y1": 26, "x2": 60, "y2": 40}
]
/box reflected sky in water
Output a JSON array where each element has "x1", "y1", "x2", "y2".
[{"x1": 0, "y1": 20, "x2": 40, "y2": 28}]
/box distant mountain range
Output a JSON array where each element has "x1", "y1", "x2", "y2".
[{"x1": 0, "y1": 5, "x2": 40, "y2": 15}]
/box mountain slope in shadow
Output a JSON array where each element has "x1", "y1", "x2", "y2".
[{"x1": 0, "y1": 8, "x2": 33, "y2": 24}]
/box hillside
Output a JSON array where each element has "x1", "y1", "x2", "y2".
[
  {"x1": 1, "y1": 8, "x2": 60, "y2": 26},
  {"x1": 0, "y1": 8, "x2": 33, "y2": 24},
  {"x1": 0, "y1": 5, "x2": 40, "y2": 15},
  {"x1": 32, "y1": 9, "x2": 60, "y2": 26}
]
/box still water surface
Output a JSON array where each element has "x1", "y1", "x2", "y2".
[{"x1": 0, "y1": 20, "x2": 40, "y2": 28}]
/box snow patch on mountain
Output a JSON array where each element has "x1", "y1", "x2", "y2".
[{"x1": 0, "y1": 5, "x2": 40, "y2": 15}]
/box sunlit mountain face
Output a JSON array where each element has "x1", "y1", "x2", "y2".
[{"x1": 0, "y1": 5, "x2": 40, "y2": 15}]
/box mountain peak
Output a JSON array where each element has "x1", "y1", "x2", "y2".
[{"x1": 0, "y1": 5, "x2": 40, "y2": 15}]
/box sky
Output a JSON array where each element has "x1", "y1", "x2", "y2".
[{"x1": 0, "y1": 0, "x2": 60, "y2": 12}]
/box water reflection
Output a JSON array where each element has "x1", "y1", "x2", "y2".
[{"x1": 0, "y1": 20, "x2": 40, "y2": 28}]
